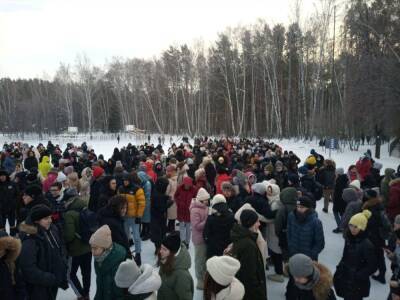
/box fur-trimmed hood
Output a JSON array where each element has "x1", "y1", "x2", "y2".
[
  {"x1": 312, "y1": 262, "x2": 334, "y2": 300},
  {"x1": 389, "y1": 178, "x2": 400, "y2": 187},
  {"x1": 284, "y1": 262, "x2": 333, "y2": 300},
  {"x1": 362, "y1": 197, "x2": 382, "y2": 210},
  {"x1": 18, "y1": 222, "x2": 39, "y2": 235},
  {"x1": 0, "y1": 234, "x2": 21, "y2": 264}
]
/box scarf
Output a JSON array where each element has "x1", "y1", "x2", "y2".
[{"x1": 95, "y1": 245, "x2": 113, "y2": 265}]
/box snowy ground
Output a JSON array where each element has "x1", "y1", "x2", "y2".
[{"x1": 2, "y1": 134, "x2": 399, "y2": 299}]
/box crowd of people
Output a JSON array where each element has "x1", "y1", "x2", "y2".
[{"x1": 0, "y1": 137, "x2": 400, "y2": 300}]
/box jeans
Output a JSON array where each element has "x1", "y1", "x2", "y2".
[
  {"x1": 194, "y1": 244, "x2": 207, "y2": 286},
  {"x1": 124, "y1": 217, "x2": 142, "y2": 253},
  {"x1": 67, "y1": 252, "x2": 92, "y2": 297},
  {"x1": 323, "y1": 189, "x2": 333, "y2": 211},
  {"x1": 179, "y1": 222, "x2": 191, "y2": 245}
]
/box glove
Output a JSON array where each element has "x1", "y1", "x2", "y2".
[{"x1": 135, "y1": 218, "x2": 142, "y2": 224}]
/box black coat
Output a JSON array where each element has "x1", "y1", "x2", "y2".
[
  {"x1": 97, "y1": 206, "x2": 130, "y2": 255},
  {"x1": 150, "y1": 178, "x2": 172, "y2": 247},
  {"x1": 24, "y1": 157, "x2": 38, "y2": 172},
  {"x1": 203, "y1": 204, "x2": 235, "y2": 258},
  {"x1": 0, "y1": 178, "x2": 18, "y2": 214},
  {"x1": 301, "y1": 175, "x2": 323, "y2": 201},
  {"x1": 245, "y1": 193, "x2": 276, "y2": 219},
  {"x1": 18, "y1": 223, "x2": 67, "y2": 300},
  {"x1": 226, "y1": 195, "x2": 245, "y2": 214},
  {"x1": 334, "y1": 231, "x2": 377, "y2": 298},
  {"x1": 318, "y1": 166, "x2": 336, "y2": 189},
  {"x1": 231, "y1": 224, "x2": 266, "y2": 300},
  {"x1": 363, "y1": 198, "x2": 386, "y2": 247},
  {"x1": 332, "y1": 174, "x2": 349, "y2": 214}
]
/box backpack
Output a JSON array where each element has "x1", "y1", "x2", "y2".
[
  {"x1": 77, "y1": 208, "x2": 99, "y2": 243},
  {"x1": 379, "y1": 210, "x2": 392, "y2": 240}
]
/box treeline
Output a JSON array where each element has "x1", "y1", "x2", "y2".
[{"x1": 0, "y1": 0, "x2": 399, "y2": 138}]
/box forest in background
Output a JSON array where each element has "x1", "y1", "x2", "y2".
[{"x1": 0, "y1": 0, "x2": 399, "y2": 139}]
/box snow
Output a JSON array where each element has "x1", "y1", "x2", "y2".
[{"x1": 2, "y1": 134, "x2": 399, "y2": 299}]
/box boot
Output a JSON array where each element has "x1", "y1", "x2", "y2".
[
  {"x1": 142, "y1": 223, "x2": 150, "y2": 241},
  {"x1": 267, "y1": 274, "x2": 285, "y2": 283},
  {"x1": 134, "y1": 253, "x2": 142, "y2": 266}
]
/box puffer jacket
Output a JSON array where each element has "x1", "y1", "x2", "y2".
[
  {"x1": 287, "y1": 209, "x2": 325, "y2": 260},
  {"x1": 189, "y1": 199, "x2": 208, "y2": 245},
  {"x1": 123, "y1": 264, "x2": 161, "y2": 300},
  {"x1": 119, "y1": 184, "x2": 146, "y2": 218},
  {"x1": 175, "y1": 177, "x2": 197, "y2": 223},
  {"x1": 38, "y1": 156, "x2": 52, "y2": 179},
  {"x1": 138, "y1": 172, "x2": 152, "y2": 223}
]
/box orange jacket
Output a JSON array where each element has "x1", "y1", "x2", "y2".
[{"x1": 119, "y1": 185, "x2": 146, "y2": 218}]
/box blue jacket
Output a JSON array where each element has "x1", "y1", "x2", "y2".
[
  {"x1": 287, "y1": 209, "x2": 325, "y2": 260},
  {"x1": 137, "y1": 171, "x2": 152, "y2": 223}
]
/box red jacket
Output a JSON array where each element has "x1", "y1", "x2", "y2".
[
  {"x1": 387, "y1": 178, "x2": 400, "y2": 220},
  {"x1": 175, "y1": 177, "x2": 198, "y2": 222},
  {"x1": 356, "y1": 158, "x2": 372, "y2": 182},
  {"x1": 215, "y1": 173, "x2": 232, "y2": 195}
]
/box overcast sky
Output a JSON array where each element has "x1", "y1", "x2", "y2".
[{"x1": 0, "y1": 0, "x2": 316, "y2": 79}]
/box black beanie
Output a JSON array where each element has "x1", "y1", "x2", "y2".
[
  {"x1": 162, "y1": 231, "x2": 181, "y2": 253},
  {"x1": 297, "y1": 196, "x2": 313, "y2": 209},
  {"x1": 24, "y1": 185, "x2": 42, "y2": 198},
  {"x1": 30, "y1": 204, "x2": 52, "y2": 222},
  {"x1": 240, "y1": 209, "x2": 259, "y2": 228}
]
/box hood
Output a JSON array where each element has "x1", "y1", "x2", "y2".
[
  {"x1": 66, "y1": 196, "x2": 87, "y2": 210},
  {"x1": 280, "y1": 187, "x2": 298, "y2": 206},
  {"x1": 384, "y1": 168, "x2": 396, "y2": 178},
  {"x1": 18, "y1": 222, "x2": 39, "y2": 235},
  {"x1": 182, "y1": 176, "x2": 193, "y2": 187},
  {"x1": 128, "y1": 264, "x2": 162, "y2": 295},
  {"x1": 155, "y1": 178, "x2": 169, "y2": 194},
  {"x1": 174, "y1": 245, "x2": 191, "y2": 270},
  {"x1": 215, "y1": 277, "x2": 245, "y2": 300},
  {"x1": 45, "y1": 172, "x2": 58, "y2": 182},
  {"x1": 389, "y1": 178, "x2": 400, "y2": 187},
  {"x1": 0, "y1": 235, "x2": 21, "y2": 264},
  {"x1": 311, "y1": 262, "x2": 334, "y2": 300},
  {"x1": 41, "y1": 156, "x2": 50, "y2": 163},
  {"x1": 230, "y1": 223, "x2": 258, "y2": 243},
  {"x1": 137, "y1": 171, "x2": 149, "y2": 183},
  {"x1": 362, "y1": 197, "x2": 382, "y2": 210}
]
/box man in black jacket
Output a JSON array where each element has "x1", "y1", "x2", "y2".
[{"x1": 0, "y1": 169, "x2": 18, "y2": 235}]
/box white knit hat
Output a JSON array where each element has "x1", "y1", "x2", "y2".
[
  {"x1": 206, "y1": 256, "x2": 241, "y2": 286},
  {"x1": 56, "y1": 172, "x2": 67, "y2": 183},
  {"x1": 349, "y1": 179, "x2": 361, "y2": 190},
  {"x1": 89, "y1": 225, "x2": 112, "y2": 249},
  {"x1": 211, "y1": 194, "x2": 226, "y2": 207},
  {"x1": 115, "y1": 259, "x2": 141, "y2": 288},
  {"x1": 196, "y1": 188, "x2": 210, "y2": 202}
]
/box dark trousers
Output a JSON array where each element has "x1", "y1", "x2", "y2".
[
  {"x1": 376, "y1": 247, "x2": 386, "y2": 276},
  {"x1": 1, "y1": 210, "x2": 16, "y2": 235},
  {"x1": 269, "y1": 248, "x2": 283, "y2": 275},
  {"x1": 167, "y1": 219, "x2": 176, "y2": 233},
  {"x1": 67, "y1": 252, "x2": 92, "y2": 297}
]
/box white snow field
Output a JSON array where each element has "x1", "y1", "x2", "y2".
[{"x1": 2, "y1": 134, "x2": 398, "y2": 299}]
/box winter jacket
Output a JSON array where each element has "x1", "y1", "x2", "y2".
[
  {"x1": 363, "y1": 197, "x2": 386, "y2": 247},
  {"x1": 381, "y1": 168, "x2": 396, "y2": 206},
  {"x1": 273, "y1": 170, "x2": 289, "y2": 190},
  {"x1": 0, "y1": 177, "x2": 18, "y2": 215},
  {"x1": 301, "y1": 175, "x2": 323, "y2": 202},
  {"x1": 231, "y1": 223, "x2": 267, "y2": 300},
  {"x1": 387, "y1": 178, "x2": 400, "y2": 221},
  {"x1": 19, "y1": 222, "x2": 67, "y2": 300},
  {"x1": 175, "y1": 178, "x2": 197, "y2": 223},
  {"x1": 38, "y1": 156, "x2": 52, "y2": 179},
  {"x1": 340, "y1": 189, "x2": 362, "y2": 231},
  {"x1": 94, "y1": 243, "x2": 126, "y2": 300},
  {"x1": 145, "y1": 161, "x2": 157, "y2": 183},
  {"x1": 138, "y1": 171, "x2": 152, "y2": 223},
  {"x1": 215, "y1": 173, "x2": 232, "y2": 195},
  {"x1": 203, "y1": 203, "x2": 235, "y2": 258},
  {"x1": 286, "y1": 262, "x2": 336, "y2": 300},
  {"x1": 88, "y1": 177, "x2": 105, "y2": 212},
  {"x1": 226, "y1": 194, "x2": 245, "y2": 214},
  {"x1": 150, "y1": 178, "x2": 171, "y2": 247},
  {"x1": 97, "y1": 206, "x2": 130, "y2": 255},
  {"x1": 63, "y1": 197, "x2": 91, "y2": 257},
  {"x1": 356, "y1": 158, "x2": 372, "y2": 182},
  {"x1": 157, "y1": 245, "x2": 194, "y2": 300},
  {"x1": 24, "y1": 156, "x2": 38, "y2": 172},
  {"x1": 213, "y1": 277, "x2": 244, "y2": 300},
  {"x1": 42, "y1": 173, "x2": 58, "y2": 193},
  {"x1": 332, "y1": 174, "x2": 348, "y2": 214},
  {"x1": 166, "y1": 175, "x2": 178, "y2": 220},
  {"x1": 287, "y1": 209, "x2": 325, "y2": 260},
  {"x1": 334, "y1": 231, "x2": 377, "y2": 298},
  {"x1": 0, "y1": 234, "x2": 24, "y2": 300},
  {"x1": 245, "y1": 192, "x2": 276, "y2": 220},
  {"x1": 119, "y1": 184, "x2": 146, "y2": 218},
  {"x1": 189, "y1": 199, "x2": 208, "y2": 245},
  {"x1": 275, "y1": 187, "x2": 298, "y2": 254},
  {"x1": 318, "y1": 165, "x2": 336, "y2": 189},
  {"x1": 122, "y1": 264, "x2": 161, "y2": 300},
  {"x1": 3, "y1": 156, "x2": 16, "y2": 174}
]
